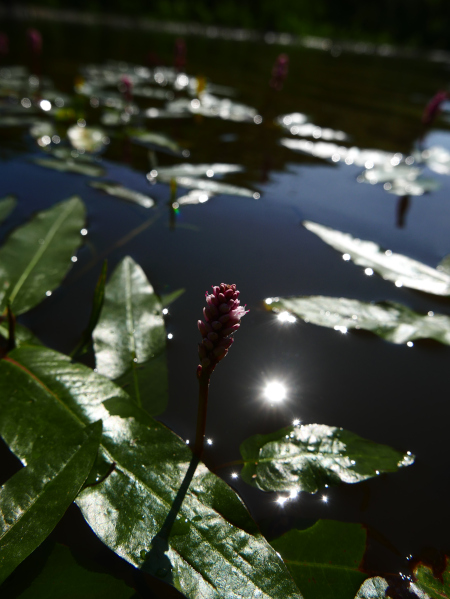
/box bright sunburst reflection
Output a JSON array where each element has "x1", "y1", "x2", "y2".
[
  {"x1": 263, "y1": 381, "x2": 287, "y2": 403},
  {"x1": 277, "y1": 311, "x2": 296, "y2": 324}
]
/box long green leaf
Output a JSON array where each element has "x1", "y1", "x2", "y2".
[
  {"x1": 0, "y1": 347, "x2": 303, "y2": 599},
  {"x1": 265, "y1": 296, "x2": 450, "y2": 345},
  {"x1": 89, "y1": 181, "x2": 155, "y2": 208},
  {"x1": 303, "y1": 220, "x2": 450, "y2": 296},
  {"x1": 240, "y1": 423, "x2": 414, "y2": 493},
  {"x1": 414, "y1": 558, "x2": 450, "y2": 599},
  {"x1": 3, "y1": 542, "x2": 135, "y2": 599},
  {"x1": 0, "y1": 196, "x2": 17, "y2": 225},
  {"x1": 0, "y1": 421, "x2": 102, "y2": 584},
  {"x1": 93, "y1": 256, "x2": 167, "y2": 414},
  {"x1": 271, "y1": 520, "x2": 368, "y2": 599},
  {"x1": 32, "y1": 158, "x2": 105, "y2": 177},
  {"x1": 0, "y1": 197, "x2": 85, "y2": 315}
]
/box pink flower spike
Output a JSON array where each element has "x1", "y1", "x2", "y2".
[{"x1": 197, "y1": 283, "x2": 248, "y2": 377}]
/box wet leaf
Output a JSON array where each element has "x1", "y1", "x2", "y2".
[
  {"x1": 240, "y1": 422, "x2": 414, "y2": 493},
  {"x1": 0, "y1": 347, "x2": 303, "y2": 599},
  {"x1": 93, "y1": 256, "x2": 167, "y2": 414},
  {"x1": 174, "y1": 176, "x2": 256, "y2": 197},
  {"x1": 266, "y1": 295, "x2": 450, "y2": 345},
  {"x1": 32, "y1": 157, "x2": 105, "y2": 177},
  {"x1": 414, "y1": 558, "x2": 450, "y2": 598},
  {"x1": 0, "y1": 196, "x2": 16, "y2": 224},
  {"x1": 355, "y1": 577, "x2": 389, "y2": 598},
  {"x1": 0, "y1": 322, "x2": 42, "y2": 348},
  {"x1": 4, "y1": 542, "x2": 135, "y2": 599},
  {"x1": 151, "y1": 163, "x2": 243, "y2": 180},
  {"x1": 166, "y1": 94, "x2": 258, "y2": 122},
  {"x1": 0, "y1": 421, "x2": 102, "y2": 584},
  {"x1": 89, "y1": 181, "x2": 155, "y2": 208},
  {"x1": 303, "y1": 220, "x2": 450, "y2": 295},
  {"x1": 128, "y1": 129, "x2": 182, "y2": 155},
  {"x1": 175, "y1": 190, "x2": 213, "y2": 205},
  {"x1": 277, "y1": 113, "x2": 347, "y2": 142},
  {"x1": 280, "y1": 138, "x2": 393, "y2": 167},
  {"x1": 416, "y1": 146, "x2": 450, "y2": 175},
  {"x1": 271, "y1": 520, "x2": 368, "y2": 599},
  {"x1": 67, "y1": 124, "x2": 106, "y2": 153},
  {"x1": 357, "y1": 164, "x2": 440, "y2": 196},
  {"x1": 0, "y1": 197, "x2": 85, "y2": 315}
]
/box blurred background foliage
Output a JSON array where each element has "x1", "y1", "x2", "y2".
[{"x1": 10, "y1": 0, "x2": 450, "y2": 49}]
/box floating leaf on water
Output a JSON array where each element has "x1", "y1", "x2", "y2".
[
  {"x1": 0, "y1": 196, "x2": 85, "y2": 315},
  {"x1": 67, "y1": 124, "x2": 106, "y2": 153},
  {"x1": 358, "y1": 163, "x2": 440, "y2": 195},
  {"x1": 132, "y1": 85, "x2": 173, "y2": 100},
  {"x1": 175, "y1": 189, "x2": 213, "y2": 205},
  {"x1": 303, "y1": 220, "x2": 450, "y2": 295},
  {"x1": 32, "y1": 157, "x2": 105, "y2": 177},
  {"x1": 93, "y1": 256, "x2": 166, "y2": 414},
  {"x1": 355, "y1": 577, "x2": 390, "y2": 598},
  {"x1": 173, "y1": 176, "x2": 256, "y2": 197},
  {"x1": 0, "y1": 421, "x2": 101, "y2": 585},
  {"x1": 144, "y1": 107, "x2": 190, "y2": 119},
  {"x1": 0, "y1": 347, "x2": 302, "y2": 599},
  {"x1": 266, "y1": 295, "x2": 450, "y2": 345},
  {"x1": 29, "y1": 121, "x2": 55, "y2": 139},
  {"x1": 277, "y1": 113, "x2": 347, "y2": 142},
  {"x1": 0, "y1": 195, "x2": 17, "y2": 224},
  {"x1": 128, "y1": 129, "x2": 182, "y2": 154},
  {"x1": 3, "y1": 542, "x2": 136, "y2": 599},
  {"x1": 100, "y1": 110, "x2": 134, "y2": 127},
  {"x1": 280, "y1": 138, "x2": 394, "y2": 167},
  {"x1": 89, "y1": 181, "x2": 155, "y2": 208},
  {"x1": 166, "y1": 93, "x2": 258, "y2": 122},
  {"x1": 271, "y1": 520, "x2": 368, "y2": 599},
  {"x1": 413, "y1": 558, "x2": 450, "y2": 599},
  {"x1": 240, "y1": 422, "x2": 413, "y2": 493},
  {"x1": 151, "y1": 163, "x2": 243, "y2": 181},
  {"x1": 276, "y1": 113, "x2": 308, "y2": 127},
  {"x1": 415, "y1": 145, "x2": 450, "y2": 175}
]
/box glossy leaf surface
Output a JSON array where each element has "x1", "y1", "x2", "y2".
[
  {"x1": 0, "y1": 196, "x2": 16, "y2": 224},
  {"x1": 240, "y1": 423, "x2": 414, "y2": 493},
  {"x1": 0, "y1": 197, "x2": 85, "y2": 315},
  {"x1": 271, "y1": 520, "x2": 367, "y2": 599},
  {"x1": 355, "y1": 577, "x2": 389, "y2": 598},
  {"x1": 4, "y1": 542, "x2": 135, "y2": 599},
  {"x1": 153, "y1": 163, "x2": 243, "y2": 181},
  {"x1": 128, "y1": 129, "x2": 182, "y2": 154},
  {"x1": 0, "y1": 421, "x2": 102, "y2": 584},
  {"x1": 414, "y1": 558, "x2": 450, "y2": 598},
  {"x1": 174, "y1": 176, "x2": 256, "y2": 197},
  {"x1": 0, "y1": 347, "x2": 303, "y2": 599},
  {"x1": 93, "y1": 256, "x2": 167, "y2": 414},
  {"x1": 32, "y1": 157, "x2": 105, "y2": 177},
  {"x1": 266, "y1": 296, "x2": 450, "y2": 345},
  {"x1": 89, "y1": 181, "x2": 155, "y2": 208},
  {"x1": 303, "y1": 220, "x2": 450, "y2": 296}
]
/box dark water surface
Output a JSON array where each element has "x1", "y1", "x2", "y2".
[{"x1": 1, "y1": 17, "x2": 450, "y2": 587}]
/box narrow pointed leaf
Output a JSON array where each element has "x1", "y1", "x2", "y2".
[
  {"x1": 266, "y1": 296, "x2": 450, "y2": 345},
  {"x1": 128, "y1": 129, "x2": 182, "y2": 154},
  {"x1": 240, "y1": 423, "x2": 414, "y2": 493},
  {"x1": 0, "y1": 197, "x2": 85, "y2": 315},
  {"x1": 4, "y1": 542, "x2": 135, "y2": 599},
  {"x1": 303, "y1": 220, "x2": 450, "y2": 296},
  {"x1": 0, "y1": 421, "x2": 102, "y2": 584},
  {"x1": 174, "y1": 176, "x2": 256, "y2": 197},
  {"x1": 271, "y1": 520, "x2": 368, "y2": 599},
  {"x1": 153, "y1": 163, "x2": 243, "y2": 180},
  {"x1": 413, "y1": 558, "x2": 450, "y2": 599},
  {"x1": 89, "y1": 181, "x2": 155, "y2": 208},
  {"x1": 0, "y1": 196, "x2": 16, "y2": 224},
  {"x1": 93, "y1": 256, "x2": 167, "y2": 414},
  {"x1": 0, "y1": 348, "x2": 303, "y2": 599},
  {"x1": 32, "y1": 157, "x2": 105, "y2": 177},
  {"x1": 161, "y1": 288, "x2": 185, "y2": 308}
]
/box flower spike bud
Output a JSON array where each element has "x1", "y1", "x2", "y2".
[
  {"x1": 270, "y1": 54, "x2": 289, "y2": 91},
  {"x1": 197, "y1": 283, "x2": 248, "y2": 378},
  {"x1": 422, "y1": 90, "x2": 448, "y2": 127}
]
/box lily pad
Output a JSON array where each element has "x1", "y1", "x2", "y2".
[
  {"x1": 174, "y1": 176, "x2": 256, "y2": 197},
  {"x1": 0, "y1": 347, "x2": 303, "y2": 599},
  {"x1": 280, "y1": 138, "x2": 394, "y2": 167},
  {"x1": 303, "y1": 220, "x2": 450, "y2": 295},
  {"x1": 0, "y1": 196, "x2": 85, "y2": 315},
  {"x1": 0, "y1": 195, "x2": 16, "y2": 224},
  {"x1": 93, "y1": 256, "x2": 167, "y2": 414},
  {"x1": 266, "y1": 295, "x2": 450, "y2": 345},
  {"x1": 128, "y1": 129, "x2": 182, "y2": 155},
  {"x1": 271, "y1": 520, "x2": 368, "y2": 599},
  {"x1": 89, "y1": 181, "x2": 155, "y2": 208},
  {"x1": 240, "y1": 422, "x2": 414, "y2": 493},
  {"x1": 166, "y1": 93, "x2": 258, "y2": 122},
  {"x1": 277, "y1": 113, "x2": 347, "y2": 142}
]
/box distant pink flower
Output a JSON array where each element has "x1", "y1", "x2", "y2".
[
  {"x1": 270, "y1": 54, "x2": 289, "y2": 91},
  {"x1": 197, "y1": 283, "x2": 248, "y2": 376},
  {"x1": 422, "y1": 90, "x2": 448, "y2": 126},
  {"x1": 0, "y1": 33, "x2": 9, "y2": 57},
  {"x1": 27, "y1": 28, "x2": 42, "y2": 54},
  {"x1": 120, "y1": 76, "x2": 133, "y2": 103}
]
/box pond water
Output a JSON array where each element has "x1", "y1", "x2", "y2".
[{"x1": 1, "y1": 16, "x2": 450, "y2": 592}]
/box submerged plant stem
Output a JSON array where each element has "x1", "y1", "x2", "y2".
[{"x1": 193, "y1": 374, "x2": 210, "y2": 458}]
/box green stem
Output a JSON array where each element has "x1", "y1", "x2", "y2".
[{"x1": 192, "y1": 373, "x2": 210, "y2": 458}]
